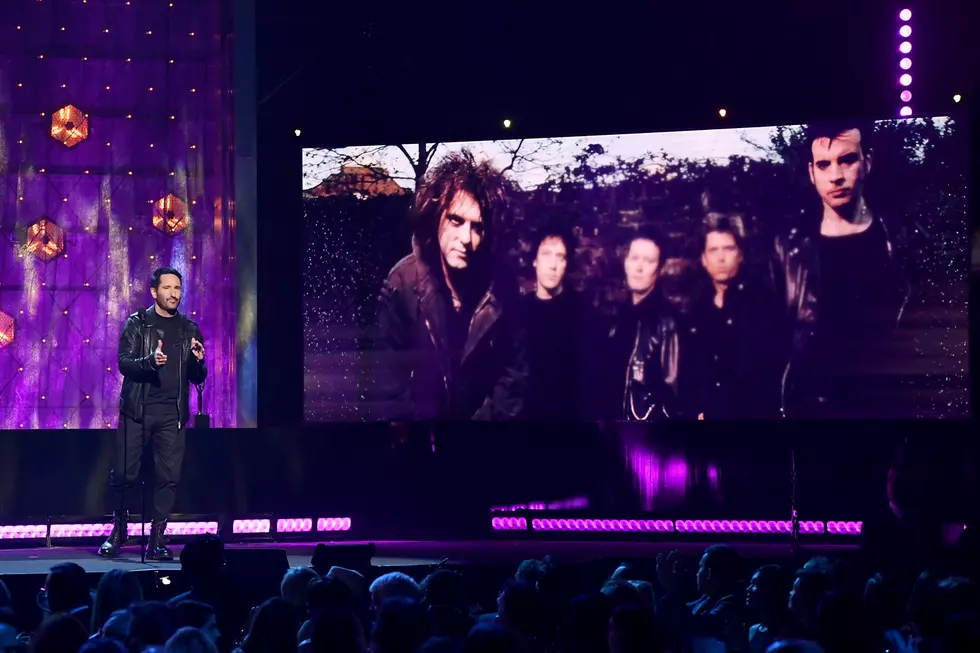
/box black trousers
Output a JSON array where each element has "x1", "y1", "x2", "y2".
[{"x1": 110, "y1": 406, "x2": 186, "y2": 521}]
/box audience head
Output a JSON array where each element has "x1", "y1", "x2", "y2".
[
  {"x1": 563, "y1": 593, "x2": 612, "y2": 653},
  {"x1": 790, "y1": 558, "x2": 834, "y2": 619},
  {"x1": 369, "y1": 573, "x2": 421, "y2": 613},
  {"x1": 308, "y1": 576, "x2": 358, "y2": 619},
  {"x1": 242, "y1": 597, "x2": 300, "y2": 653},
  {"x1": 371, "y1": 597, "x2": 427, "y2": 653},
  {"x1": 30, "y1": 613, "x2": 88, "y2": 653},
  {"x1": 128, "y1": 601, "x2": 180, "y2": 652},
  {"x1": 497, "y1": 580, "x2": 541, "y2": 638},
  {"x1": 165, "y1": 627, "x2": 218, "y2": 653},
  {"x1": 79, "y1": 637, "x2": 128, "y2": 653},
  {"x1": 0, "y1": 611, "x2": 20, "y2": 653},
  {"x1": 42, "y1": 562, "x2": 93, "y2": 616},
  {"x1": 697, "y1": 545, "x2": 743, "y2": 596},
  {"x1": 747, "y1": 565, "x2": 790, "y2": 621},
  {"x1": 609, "y1": 603, "x2": 661, "y2": 653},
  {"x1": 100, "y1": 609, "x2": 133, "y2": 642},
  {"x1": 92, "y1": 569, "x2": 143, "y2": 634},
  {"x1": 461, "y1": 624, "x2": 521, "y2": 653},
  {"x1": 419, "y1": 636, "x2": 455, "y2": 653},
  {"x1": 514, "y1": 559, "x2": 549, "y2": 587},
  {"x1": 421, "y1": 569, "x2": 465, "y2": 610},
  {"x1": 601, "y1": 579, "x2": 642, "y2": 611},
  {"x1": 179, "y1": 535, "x2": 225, "y2": 585},
  {"x1": 174, "y1": 601, "x2": 219, "y2": 644},
  {"x1": 766, "y1": 641, "x2": 825, "y2": 653},
  {"x1": 281, "y1": 567, "x2": 319, "y2": 611},
  {"x1": 303, "y1": 610, "x2": 365, "y2": 653}
]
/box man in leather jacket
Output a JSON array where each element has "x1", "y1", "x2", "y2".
[
  {"x1": 683, "y1": 214, "x2": 783, "y2": 419},
  {"x1": 374, "y1": 151, "x2": 527, "y2": 420},
  {"x1": 605, "y1": 228, "x2": 680, "y2": 421},
  {"x1": 774, "y1": 122, "x2": 910, "y2": 418},
  {"x1": 100, "y1": 267, "x2": 207, "y2": 560}
]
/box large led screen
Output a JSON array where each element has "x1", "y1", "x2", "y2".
[{"x1": 303, "y1": 118, "x2": 969, "y2": 421}]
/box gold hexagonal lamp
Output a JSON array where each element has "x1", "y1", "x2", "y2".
[
  {"x1": 0, "y1": 310, "x2": 13, "y2": 349},
  {"x1": 153, "y1": 194, "x2": 188, "y2": 237},
  {"x1": 26, "y1": 218, "x2": 65, "y2": 262},
  {"x1": 51, "y1": 104, "x2": 89, "y2": 148}
]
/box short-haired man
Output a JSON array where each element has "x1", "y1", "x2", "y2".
[
  {"x1": 683, "y1": 214, "x2": 782, "y2": 419},
  {"x1": 521, "y1": 219, "x2": 597, "y2": 420},
  {"x1": 604, "y1": 227, "x2": 680, "y2": 420},
  {"x1": 100, "y1": 267, "x2": 207, "y2": 561},
  {"x1": 774, "y1": 122, "x2": 910, "y2": 417},
  {"x1": 376, "y1": 151, "x2": 527, "y2": 420}
]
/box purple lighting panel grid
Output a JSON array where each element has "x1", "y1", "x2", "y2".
[
  {"x1": 233, "y1": 519, "x2": 271, "y2": 535},
  {"x1": 0, "y1": 524, "x2": 46, "y2": 539},
  {"x1": 45, "y1": 521, "x2": 218, "y2": 538},
  {"x1": 532, "y1": 519, "x2": 674, "y2": 533},
  {"x1": 492, "y1": 517, "x2": 527, "y2": 531},
  {"x1": 0, "y1": 0, "x2": 238, "y2": 428},
  {"x1": 490, "y1": 518, "x2": 864, "y2": 535}
]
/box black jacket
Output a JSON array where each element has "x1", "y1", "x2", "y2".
[
  {"x1": 606, "y1": 293, "x2": 681, "y2": 421},
  {"x1": 375, "y1": 242, "x2": 527, "y2": 421},
  {"x1": 681, "y1": 273, "x2": 784, "y2": 419},
  {"x1": 117, "y1": 306, "x2": 207, "y2": 426},
  {"x1": 773, "y1": 218, "x2": 910, "y2": 416}
]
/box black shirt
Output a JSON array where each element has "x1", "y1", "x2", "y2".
[
  {"x1": 523, "y1": 291, "x2": 589, "y2": 420},
  {"x1": 145, "y1": 313, "x2": 182, "y2": 408}
]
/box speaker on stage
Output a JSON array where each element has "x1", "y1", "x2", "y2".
[{"x1": 311, "y1": 543, "x2": 376, "y2": 577}]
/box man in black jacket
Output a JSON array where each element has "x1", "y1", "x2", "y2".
[
  {"x1": 605, "y1": 227, "x2": 680, "y2": 421},
  {"x1": 100, "y1": 267, "x2": 207, "y2": 560},
  {"x1": 774, "y1": 122, "x2": 910, "y2": 418},
  {"x1": 684, "y1": 213, "x2": 783, "y2": 419},
  {"x1": 375, "y1": 151, "x2": 526, "y2": 420}
]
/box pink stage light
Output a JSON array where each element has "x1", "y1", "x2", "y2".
[
  {"x1": 277, "y1": 518, "x2": 313, "y2": 533},
  {"x1": 491, "y1": 517, "x2": 527, "y2": 531},
  {"x1": 900, "y1": 74, "x2": 912, "y2": 87},
  {"x1": 899, "y1": 41, "x2": 912, "y2": 54},
  {"x1": 51, "y1": 523, "x2": 113, "y2": 538},
  {"x1": 530, "y1": 519, "x2": 674, "y2": 533},
  {"x1": 490, "y1": 497, "x2": 590, "y2": 512},
  {"x1": 826, "y1": 521, "x2": 863, "y2": 535},
  {"x1": 316, "y1": 517, "x2": 352, "y2": 532},
  {"x1": 0, "y1": 524, "x2": 46, "y2": 540},
  {"x1": 900, "y1": 58, "x2": 912, "y2": 70},
  {"x1": 899, "y1": 25, "x2": 912, "y2": 38},
  {"x1": 899, "y1": 8, "x2": 911, "y2": 21},
  {"x1": 233, "y1": 519, "x2": 271, "y2": 535},
  {"x1": 901, "y1": 90, "x2": 912, "y2": 102},
  {"x1": 900, "y1": 106, "x2": 913, "y2": 117},
  {"x1": 126, "y1": 522, "x2": 218, "y2": 537}
]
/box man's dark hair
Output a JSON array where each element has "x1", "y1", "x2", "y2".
[
  {"x1": 610, "y1": 604, "x2": 661, "y2": 653},
  {"x1": 413, "y1": 150, "x2": 509, "y2": 266},
  {"x1": 150, "y1": 267, "x2": 183, "y2": 290},
  {"x1": 45, "y1": 562, "x2": 92, "y2": 614},
  {"x1": 703, "y1": 544, "x2": 742, "y2": 589},
  {"x1": 625, "y1": 225, "x2": 668, "y2": 272},
  {"x1": 700, "y1": 212, "x2": 746, "y2": 253},
  {"x1": 420, "y1": 569, "x2": 465, "y2": 609},
  {"x1": 179, "y1": 534, "x2": 224, "y2": 582},
  {"x1": 128, "y1": 601, "x2": 179, "y2": 651},
  {"x1": 371, "y1": 597, "x2": 427, "y2": 653},
  {"x1": 804, "y1": 121, "x2": 875, "y2": 161}
]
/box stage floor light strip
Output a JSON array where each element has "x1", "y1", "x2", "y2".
[
  {"x1": 317, "y1": 518, "x2": 352, "y2": 532},
  {"x1": 233, "y1": 519, "x2": 271, "y2": 534},
  {"x1": 277, "y1": 518, "x2": 314, "y2": 533},
  {"x1": 45, "y1": 522, "x2": 219, "y2": 538},
  {"x1": 491, "y1": 518, "x2": 863, "y2": 535},
  {"x1": 0, "y1": 525, "x2": 46, "y2": 540}
]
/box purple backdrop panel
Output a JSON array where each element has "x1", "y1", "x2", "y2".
[{"x1": 0, "y1": 0, "x2": 236, "y2": 429}]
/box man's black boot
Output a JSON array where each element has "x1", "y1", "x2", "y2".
[
  {"x1": 98, "y1": 511, "x2": 129, "y2": 558},
  {"x1": 147, "y1": 520, "x2": 173, "y2": 561}
]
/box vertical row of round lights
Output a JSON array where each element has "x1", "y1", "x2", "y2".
[{"x1": 898, "y1": 9, "x2": 913, "y2": 117}]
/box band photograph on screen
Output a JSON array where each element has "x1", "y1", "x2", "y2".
[{"x1": 302, "y1": 118, "x2": 969, "y2": 422}]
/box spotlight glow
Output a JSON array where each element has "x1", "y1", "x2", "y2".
[
  {"x1": 899, "y1": 41, "x2": 912, "y2": 54},
  {"x1": 294, "y1": 129, "x2": 301, "y2": 137},
  {"x1": 900, "y1": 106, "x2": 913, "y2": 117},
  {"x1": 953, "y1": 94, "x2": 962, "y2": 103},
  {"x1": 900, "y1": 58, "x2": 912, "y2": 70},
  {"x1": 718, "y1": 108, "x2": 728, "y2": 118},
  {"x1": 899, "y1": 9, "x2": 911, "y2": 21},
  {"x1": 900, "y1": 74, "x2": 912, "y2": 87},
  {"x1": 899, "y1": 25, "x2": 912, "y2": 37},
  {"x1": 502, "y1": 119, "x2": 512, "y2": 128},
  {"x1": 900, "y1": 90, "x2": 912, "y2": 102}
]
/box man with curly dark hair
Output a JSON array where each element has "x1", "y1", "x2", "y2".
[{"x1": 375, "y1": 151, "x2": 527, "y2": 420}]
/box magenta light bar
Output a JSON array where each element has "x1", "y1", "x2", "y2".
[
  {"x1": 317, "y1": 517, "x2": 352, "y2": 532},
  {"x1": 491, "y1": 496, "x2": 590, "y2": 512},
  {"x1": 44, "y1": 521, "x2": 219, "y2": 539},
  {"x1": 492, "y1": 517, "x2": 527, "y2": 531},
  {"x1": 233, "y1": 519, "x2": 271, "y2": 535},
  {"x1": 533, "y1": 518, "x2": 674, "y2": 533},
  {"x1": 0, "y1": 524, "x2": 46, "y2": 540},
  {"x1": 277, "y1": 518, "x2": 313, "y2": 533},
  {"x1": 491, "y1": 518, "x2": 863, "y2": 535}
]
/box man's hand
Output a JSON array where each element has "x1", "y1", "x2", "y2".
[
  {"x1": 190, "y1": 337, "x2": 205, "y2": 361},
  {"x1": 656, "y1": 549, "x2": 685, "y2": 594},
  {"x1": 153, "y1": 340, "x2": 167, "y2": 367}
]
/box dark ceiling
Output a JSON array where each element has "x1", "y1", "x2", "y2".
[{"x1": 255, "y1": 0, "x2": 978, "y2": 141}]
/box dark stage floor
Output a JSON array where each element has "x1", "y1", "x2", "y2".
[{"x1": 0, "y1": 539, "x2": 857, "y2": 575}]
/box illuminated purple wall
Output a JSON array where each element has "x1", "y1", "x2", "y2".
[{"x1": 0, "y1": 0, "x2": 237, "y2": 428}]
